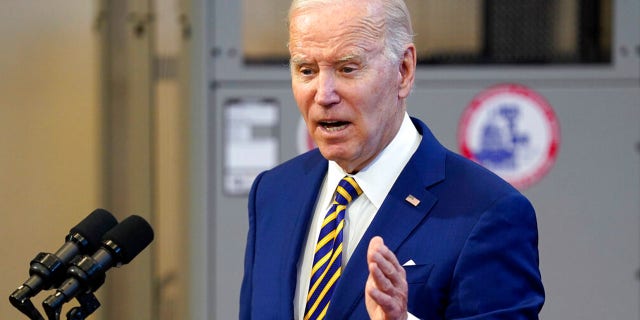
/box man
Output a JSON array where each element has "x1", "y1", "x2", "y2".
[{"x1": 240, "y1": 0, "x2": 545, "y2": 319}]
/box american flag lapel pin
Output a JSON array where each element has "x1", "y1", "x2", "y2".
[{"x1": 405, "y1": 194, "x2": 420, "y2": 207}]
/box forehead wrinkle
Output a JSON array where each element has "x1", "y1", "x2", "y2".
[
  {"x1": 347, "y1": 15, "x2": 386, "y2": 46},
  {"x1": 328, "y1": 14, "x2": 385, "y2": 54},
  {"x1": 290, "y1": 47, "x2": 366, "y2": 68},
  {"x1": 317, "y1": 26, "x2": 385, "y2": 65},
  {"x1": 289, "y1": 4, "x2": 386, "y2": 48},
  {"x1": 289, "y1": 33, "x2": 366, "y2": 65}
]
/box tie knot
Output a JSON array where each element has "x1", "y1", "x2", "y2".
[{"x1": 334, "y1": 176, "x2": 363, "y2": 206}]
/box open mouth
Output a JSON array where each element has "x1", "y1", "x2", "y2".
[{"x1": 319, "y1": 120, "x2": 349, "y2": 132}]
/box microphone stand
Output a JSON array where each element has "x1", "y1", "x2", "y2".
[
  {"x1": 42, "y1": 291, "x2": 101, "y2": 320},
  {"x1": 9, "y1": 287, "x2": 45, "y2": 320},
  {"x1": 43, "y1": 302, "x2": 61, "y2": 320},
  {"x1": 65, "y1": 292, "x2": 101, "y2": 320},
  {"x1": 11, "y1": 289, "x2": 100, "y2": 320},
  {"x1": 10, "y1": 250, "x2": 68, "y2": 320}
]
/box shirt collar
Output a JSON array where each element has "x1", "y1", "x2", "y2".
[{"x1": 327, "y1": 113, "x2": 421, "y2": 209}]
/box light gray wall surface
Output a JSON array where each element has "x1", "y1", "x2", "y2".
[{"x1": 191, "y1": 0, "x2": 640, "y2": 318}]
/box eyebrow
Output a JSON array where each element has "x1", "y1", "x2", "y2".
[
  {"x1": 289, "y1": 52, "x2": 363, "y2": 67},
  {"x1": 336, "y1": 53, "x2": 361, "y2": 64},
  {"x1": 289, "y1": 56, "x2": 306, "y2": 67}
]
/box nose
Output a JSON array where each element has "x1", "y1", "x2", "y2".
[{"x1": 314, "y1": 70, "x2": 340, "y2": 107}]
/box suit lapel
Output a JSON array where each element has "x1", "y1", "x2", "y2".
[
  {"x1": 326, "y1": 118, "x2": 447, "y2": 318},
  {"x1": 275, "y1": 152, "x2": 328, "y2": 317}
]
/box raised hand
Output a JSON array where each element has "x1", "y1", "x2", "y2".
[{"x1": 365, "y1": 236, "x2": 408, "y2": 320}]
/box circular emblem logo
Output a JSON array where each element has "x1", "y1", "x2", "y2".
[{"x1": 458, "y1": 84, "x2": 560, "y2": 190}]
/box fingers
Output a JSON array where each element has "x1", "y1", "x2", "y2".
[
  {"x1": 365, "y1": 236, "x2": 408, "y2": 319},
  {"x1": 367, "y1": 237, "x2": 406, "y2": 289}
]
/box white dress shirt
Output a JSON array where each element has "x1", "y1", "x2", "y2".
[{"x1": 294, "y1": 113, "x2": 422, "y2": 319}]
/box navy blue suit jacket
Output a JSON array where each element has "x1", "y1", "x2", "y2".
[{"x1": 240, "y1": 118, "x2": 544, "y2": 319}]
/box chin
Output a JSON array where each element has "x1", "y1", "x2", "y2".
[{"x1": 318, "y1": 147, "x2": 350, "y2": 163}]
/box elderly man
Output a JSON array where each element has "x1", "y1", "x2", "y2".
[{"x1": 240, "y1": 0, "x2": 545, "y2": 319}]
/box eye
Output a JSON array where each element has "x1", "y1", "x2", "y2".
[
  {"x1": 342, "y1": 66, "x2": 356, "y2": 73},
  {"x1": 294, "y1": 64, "x2": 317, "y2": 77},
  {"x1": 339, "y1": 62, "x2": 361, "y2": 75},
  {"x1": 300, "y1": 67, "x2": 314, "y2": 76}
]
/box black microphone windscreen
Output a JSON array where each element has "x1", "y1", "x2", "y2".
[
  {"x1": 69, "y1": 208, "x2": 118, "y2": 252},
  {"x1": 103, "y1": 215, "x2": 154, "y2": 264}
]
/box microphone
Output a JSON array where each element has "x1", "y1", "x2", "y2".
[
  {"x1": 9, "y1": 209, "x2": 118, "y2": 308},
  {"x1": 42, "y1": 215, "x2": 154, "y2": 314}
]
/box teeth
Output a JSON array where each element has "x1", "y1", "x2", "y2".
[
  {"x1": 320, "y1": 121, "x2": 348, "y2": 132},
  {"x1": 325, "y1": 124, "x2": 347, "y2": 132}
]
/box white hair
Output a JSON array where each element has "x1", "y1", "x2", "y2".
[{"x1": 288, "y1": 0, "x2": 414, "y2": 63}]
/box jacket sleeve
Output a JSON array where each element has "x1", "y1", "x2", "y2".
[{"x1": 446, "y1": 192, "x2": 545, "y2": 319}]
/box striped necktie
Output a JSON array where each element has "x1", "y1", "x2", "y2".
[{"x1": 304, "y1": 176, "x2": 363, "y2": 320}]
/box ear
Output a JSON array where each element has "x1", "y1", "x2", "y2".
[{"x1": 398, "y1": 44, "x2": 416, "y2": 99}]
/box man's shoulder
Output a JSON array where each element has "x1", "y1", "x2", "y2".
[
  {"x1": 407, "y1": 116, "x2": 520, "y2": 197},
  {"x1": 262, "y1": 148, "x2": 326, "y2": 178},
  {"x1": 250, "y1": 149, "x2": 327, "y2": 200},
  {"x1": 434, "y1": 149, "x2": 529, "y2": 213},
  {"x1": 447, "y1": 151, "x2": 517, "y2": 190}
]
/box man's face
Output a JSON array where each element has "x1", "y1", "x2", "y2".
[{"x1": 289, "y1": 2, "x2": 410, "y2": 173}]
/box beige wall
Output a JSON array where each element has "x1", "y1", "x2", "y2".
[
  {"x1": 0, "y1": 1, "x2": 191, "y2": 318},
  {"x1": 0, "y1": 1, "x2": 103, "y2": 318},
  {"x1": 154, "y1": 0, "x2": 190, "y2": 318}
]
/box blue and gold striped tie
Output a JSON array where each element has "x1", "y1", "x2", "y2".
[{"x1": 304, "y1": 176, "x2": 363, "y2": 320}]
